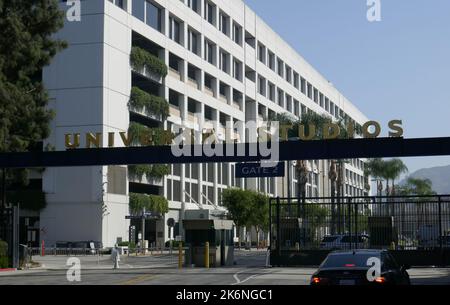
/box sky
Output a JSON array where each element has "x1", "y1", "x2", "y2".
[{"x1": 244, "y1": 0, "x2": 450, "y2": 176}]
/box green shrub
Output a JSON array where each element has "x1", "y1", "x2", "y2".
[
  {"x1": 129, "y1": 193, "x2": 169, "y2": 215},
  {"x1": 128, "y1": 122, "x2": 173, "y2": 146},
  {"x1": 130, "y1": 47, "x2": 168, "y2": 77},
  {"x1": 0, "y1": 240, "x2": 8, "y2": 269},
  {"x1": 165, "y1": 240, "x2": 182, "y2": 248},
  {"x1": 118, "y1": 241, "x2": 136, "y2": 250},
  {"x1": 128, "y1": 164, "x2": 170, "y2": 181},
  {"x1": 129, "y1": 87, "x2": 169, "y2": 120},
  {"x1": 0, "y1": 240, "x2": 7, "y2": 256}
]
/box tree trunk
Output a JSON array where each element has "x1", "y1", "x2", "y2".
[
  {"x1": 256, "y1": 227, "x2": 260, "y2": 249},
  {"x1": 237, "y1": 226, "x2": 241, "y2": 248}
]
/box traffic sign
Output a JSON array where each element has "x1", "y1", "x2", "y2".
[
  {"x1": 235, "y1": 162, "x2": 285, "y2": 178},
  {"x1": 167, "y1": 218, "x2": 175, "y2": 227}
]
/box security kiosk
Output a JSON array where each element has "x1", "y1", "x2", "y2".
[{"x1": 183, "y1": 210, "x2": 234, "y2": 267}]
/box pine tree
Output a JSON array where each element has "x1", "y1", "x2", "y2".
[{"x1": 0, "y1": 0, "x2": 67, "y2": 207}]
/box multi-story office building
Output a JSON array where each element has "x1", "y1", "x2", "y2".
[{"x1": 29, "y1": 0, "x2": 370, "y2": 248}]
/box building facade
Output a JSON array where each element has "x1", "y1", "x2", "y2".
[{"x1": 35, "y1": 0, "x2": 369, "y2": 248}]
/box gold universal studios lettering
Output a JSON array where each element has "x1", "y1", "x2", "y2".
[
  {"x1": 64, "y1": 120, "x2": 404, "y2": 149},
  {"x1": 278, "y1": 119, "x2": 403, "y2": 141},
  {"x1": 64, "y1": 130, "x2": 173, "y2": 149}
]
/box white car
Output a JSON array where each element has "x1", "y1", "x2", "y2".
[{"x1": 320, "y1": 234, "x2": 369, "y2": 250}]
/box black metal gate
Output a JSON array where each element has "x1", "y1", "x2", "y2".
[{"x1": 269, "y1": 195, "x2": 450, "y2": 266}]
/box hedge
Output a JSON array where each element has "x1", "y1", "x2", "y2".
[
  {"x1": 0, "y1": 240, "x2": 8, "y2": 269},
  {"x1": 129, "y1": 193, "x2": 169, "y2": 215},
  {"x1": 128, "y1": 164, "x2": 170, "y2": 181},
  {"x1": 128, "y1": 122, "x2": 173, "y2": 146},
  {"x1": 130, "y1": 46, "x2": 168, "y2": 77},
  {"x1": 129, "y1": 87, "x2": 169, "y2": 120}
]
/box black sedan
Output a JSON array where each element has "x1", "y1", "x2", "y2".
[{"x1": 310, "y1": 249, "x2": 410, "y2": 285}]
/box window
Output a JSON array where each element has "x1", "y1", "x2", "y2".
[
  {"x1": 245, "y1": 31, "x2": 256, "y2": 48},
  {"x1": 233, "y1": 22, "x2": 243, "y2": 46},
  {"x1": 219, "y1": 11, "x2": 230, "y2": 36},
  {"x1": 277, "y1": 89, "x2": 284, "y2": 107},
  {"x1": 169, "y1": 16, "x2": 182, "y2": 44},
  {"x1": 325, "y1": 97, "x2": 330, "y2": 112},
  {"x1": 313, "y1": 88, "x2": 318, "y2": 103},
  {"x1": 294, "y1": 72, "x2": 299, "y2": 89},
  {"x1": 307, "y1": 83, "x2": 313, "y2": 99},
  {"x1": 258, "y1": 76, "x2": 266, "y2": 96},
  {"x1": 188, "y1": 28, "x2": 200, "y2": 55},
  {"x1": 204, "y1": 39, "x2": 216, "y2": 65},
  {"x1": 268, "y1": 82, "x2": 275, "y2": 102},
  {"x1": 300, "y1": 77, "x2": 306, "y2": 94},
  {"x1": 286, "y1": 95, "x2": 292, "y2": 112},
  {"x1": 268, "y1": 51, "x2": 275, "y2": 71},
  {"x1": 187, "y1": 0, "x2": 200, "y2": 14},
  {"x1": 277, "y1": 59, "x2": 284, "y2": 77},
  {"x1": 319, "y1": 93, "x2": 324, "y2": 108},
  {"x1": 204, "y1": 1, "x2": 216, "y2": 25},
  {"x1": 294, "y1": 99, "x2": 300, "y2": 116},
  {"x1": 285, "y1": 65, "x2": 292, "y2": 83},
  {"x1": 233, "y1": 59, "x2": 243, "y2": 81},
  {"x1": 258, "y1": 43, "x2": 266, "y2": 64},
  {"x1": 330, "y1": 101, "x2": 335, "y2": 116},
  {"x1": 109, "y1": 0, "x2": 126, "y2": 10},
  {"x1": 132, "y1": 0, "x2": 145, "y2": 21},
  {"x1": 219, "y1": 50, "x2": 230, "y2": 74},
  {"x1": 146, "y1": 1, "x2": 162, "y2": 32}
]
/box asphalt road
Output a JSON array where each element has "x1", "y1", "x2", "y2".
[{"x1": 0, "y1": 250, "x2": 449, "y2": 285}]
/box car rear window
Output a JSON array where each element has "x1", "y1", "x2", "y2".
[
  {"x1": 321, "y1": 253, "x2": 379, "y2": 268},
  {"x1": 340, "y1": 236, "x2": 366, "y2": 243},
  {"x1": 322, "y1": 236, "x2": 338, "y2": 242}
]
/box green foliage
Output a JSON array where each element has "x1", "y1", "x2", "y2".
[
  {"x1": 118, "y1": 241, "x2": 136, "y2": 250},
  {"x1": 249, "y1": 192, "x2": 270, "y2": 232},
  {"x1": 6, "y1": 190, "x2": 46, "y2": 211},
  {"x1": 128, "y1": 164, "x2": 170, "y2": 181},
  {"x1": 0, "y1": 0, "x2": 66, "y2": 153},
  {"x1": 222, "y1": 188, "x2": 254, "y2": 228},
  {"x1": 366, "y1": 158, "x2": 408, "y2": 194},
  {"x1": 0, "y1": 240, "x2": 8, "y2": 268},
  {"x1": 129, "y1": 87, "x2": 169, "y2": 120},
  {"x1": 128, "y1": 122, "x2": 174, "y2": 146},
  {"x1": 129, "y1": 192, "x2": 169, "y2": 215},
  {"x1": 222, "y1": 188, "x2": 269, "y2": 232},
  {"x1": 165, "y1": 240, "x2": 182, "y2": 248},
  {"x1": 0, "y1": 1, "x2": 66, "y2": 205},
  {"x1": 130, "y1": 46, "x2": 168, "y2": 77},
  {"x1": 397, "y1": 178, "x2": 436, "y2": 196}
]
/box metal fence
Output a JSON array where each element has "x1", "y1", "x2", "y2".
[{"x1": 270, "y1": 195, "x2": 450, "y2": 253}]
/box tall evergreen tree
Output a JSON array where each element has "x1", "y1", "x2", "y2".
[{"x1": 0, "y1": 0, "x2": 66, "y2": 206}]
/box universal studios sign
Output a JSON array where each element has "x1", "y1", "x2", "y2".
[{"x1": 64, "y1": 119, "x2": 404, "y2": 167}]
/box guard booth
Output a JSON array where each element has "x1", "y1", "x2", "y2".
[{"x1": 183, "y1": 210, "x2": 234, "y2": 267}]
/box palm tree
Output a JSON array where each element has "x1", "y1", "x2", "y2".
[
  {"x1": 384, "y1": 159, "x2": 408, "y2": 196},
  {"x1": 366, "y1": 158, "x2": 385, "y2": 196}
]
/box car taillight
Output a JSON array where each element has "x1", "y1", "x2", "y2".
[
  {"x1": 344, "y1": 264, "x2": 356, "y2": 267},
  {"x1": 374, "y1": 277, "x2": 386, "y2": 284},
  {"x1": 311, "y1": 277, "x2": 329, "y2": 285}
]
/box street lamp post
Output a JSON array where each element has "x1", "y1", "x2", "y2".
[{"x1": 329, "y1": 161, "x2": 337, "y2": 235}]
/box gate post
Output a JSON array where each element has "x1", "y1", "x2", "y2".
[
  {"x1": 438, "y1": 196, "x2": 443, "y2": 250},
  {"x1": 438, "y1": 196, "x2": 443, "y2": 266},
  {"x1": 276, "y1": 197, "x2": 281, "y2": 263},
  {"x1": 347, "y1": 198, "x2": 352, "y2": 249},
  {"x1": 354, "y1": 199, "x2": 358, "y2": 249}
]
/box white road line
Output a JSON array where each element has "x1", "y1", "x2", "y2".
[{"x1": 232, "y1": 269, "x2": 267, "y2": 285}]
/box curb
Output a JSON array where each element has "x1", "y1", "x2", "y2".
[{"x1": 0, "y1": 268, "x2": 17, "y2": 272}]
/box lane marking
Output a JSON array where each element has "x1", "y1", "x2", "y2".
[{"x1": 120, "y1": 274, "x2": 156, "y2": 285}]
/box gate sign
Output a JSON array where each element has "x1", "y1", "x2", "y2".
[{"x1": 235, "y1": 162, "x2": 285, "y2": 178}]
